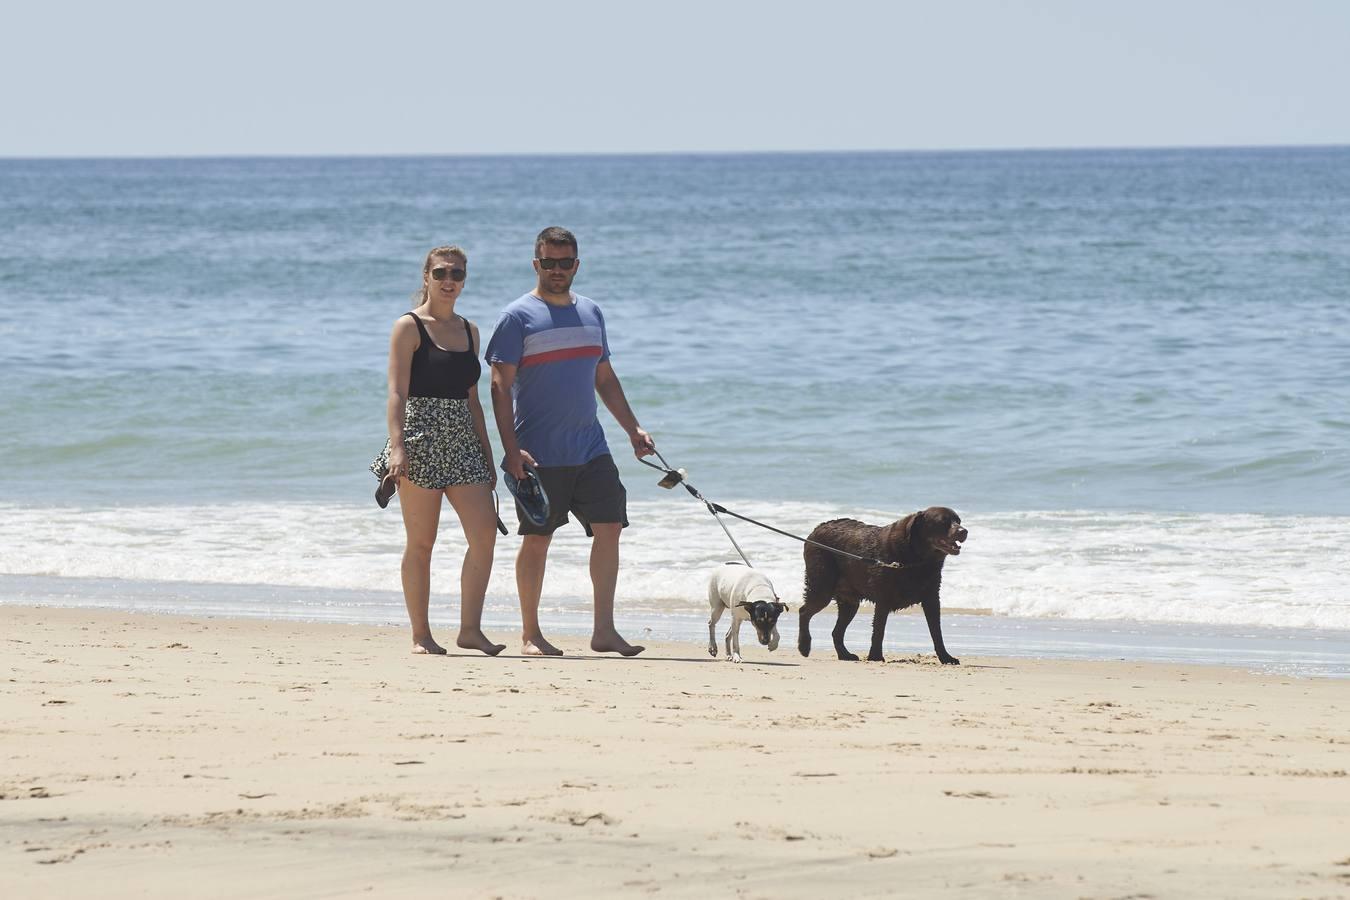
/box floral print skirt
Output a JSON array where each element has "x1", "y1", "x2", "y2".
[{"x1": 370, "y1": 397, "x2": 492, "y2": 490}]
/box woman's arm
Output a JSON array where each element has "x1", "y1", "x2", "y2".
[{"x1": 385, "y1": 316, "x2": 419, "y2": 480}]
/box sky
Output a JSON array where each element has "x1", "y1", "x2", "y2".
[{"x1": 2, "y1": 0, "x2": 1347, "y2": 157}]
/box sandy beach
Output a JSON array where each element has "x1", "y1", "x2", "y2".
[{"x1": 2, "y1": 605, "x2": 1347, "y2": 898}]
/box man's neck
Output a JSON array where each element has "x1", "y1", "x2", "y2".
[{"x1": 532, "y1": 288, "x2": 574, "y2": 307}]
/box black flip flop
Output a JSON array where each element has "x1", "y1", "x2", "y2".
[
  {"x1": 375, "y1": 472, "x2": 398, "y2": 509},
  {"x1": 502, "y1": 462, "x2": 550, "y2": 527}
]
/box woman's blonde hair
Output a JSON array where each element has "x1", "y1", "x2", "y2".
[{"x1": 412, "y1": 245, "x2": 468, "y2": 305}]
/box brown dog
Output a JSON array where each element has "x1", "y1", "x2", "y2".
[{"x1": 798, "y1": 507, "x2": 967, "y2": 664}]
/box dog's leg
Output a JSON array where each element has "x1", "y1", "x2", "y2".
[
  {"x1": 799, "y1": 547, "x2": 835, "y2": 658},
  {"x1": 922, "y1": 598, "x2": 960, "y2": 665},
  {"x1": 727, "y1": 618, "x2": 742, "y2": 664},
  {"x1": 707, "y1": 597, "x2": 724, "y2": 658},
  {"x1": 868, "y1": 604, "x2": 890, "y2": 662},
  {"x1": 797, "y1": 596, "x2": 829, "y2": 657},
  {"x1": 832, "y1": 598, "x2": 860, "y2": 661}
]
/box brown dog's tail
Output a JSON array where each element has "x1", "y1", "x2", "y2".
[{"x1": 802, "y1": 534, "x2": 840, "y2": 608}]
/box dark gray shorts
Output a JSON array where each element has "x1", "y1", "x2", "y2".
[{"x1": 517, "y1": 453, "x2": 628, "y2": 537}]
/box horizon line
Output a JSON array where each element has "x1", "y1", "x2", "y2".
[{"x1": 2, "y1": 140, "x2": 1348, "y2": 163}]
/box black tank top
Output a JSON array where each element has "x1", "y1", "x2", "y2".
[{"x1": 405, "y1": 313, "x2": 481, "y2": 400}]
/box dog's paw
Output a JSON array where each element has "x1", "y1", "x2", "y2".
[
  {"x1": 708, "y1": 644, "x2": 717, "y2": 657},
  {"x1": 837, "y1": 651, "x2": 860, "y2": 662},
  {"x1": 798, "y1": 636, "x2": 811, "y2": 657},
  {"x1": 939, "y1": 654, "x2": 961, "y2": 666},
  {"x1": 729, "y1": 653, "x2": 742, "y2": 664},
  {"x1": 867, "y1": 653, "x2": 885, "y2": 662}
]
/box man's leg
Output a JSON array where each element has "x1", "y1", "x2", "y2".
[
  {"x1": 516, "y1": 533, "x2": 562, "y2": 655},
  {"x1": 588, "y1": 522, "x2": 644, "y2": 656}
]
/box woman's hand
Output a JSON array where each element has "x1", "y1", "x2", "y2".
[{"x1": 387, "y1": 445, "x2": 408, "y2": 482}]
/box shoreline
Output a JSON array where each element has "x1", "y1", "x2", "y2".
[
  {"x1": 4, "y1": 605, "x2": 1349, "y2": 897},
  {"x1": 6, "y1": 573, "x2": 1350, "y2": 679}
]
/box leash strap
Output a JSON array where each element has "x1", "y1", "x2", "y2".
[
  {"x1": 708, "y1": 505, "x2": 755, "y2": 569},
  {"x1": 642, "y1": 450, "x2": 756, "y2": 568},
  {"x1": 706, "y1": 502, "x2": 902, "y2": 570},
  {"x1": 639, "y1": 454, "x2": 903, "y2": 571}
]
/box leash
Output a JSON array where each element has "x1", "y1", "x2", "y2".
[
  {"x1": 640, "y1": 452, "x2": 757, "y2": 569},
  {"x1": 638, "y1": 450, "x2": 905, "y2": 571}
]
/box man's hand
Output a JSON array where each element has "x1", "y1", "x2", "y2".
[
  {"x1": 629, "y1": 428, "x2": 656, "y2": 459},
  {"x1": 503, "y1": 447, "x2": 538, "y2": 480}
]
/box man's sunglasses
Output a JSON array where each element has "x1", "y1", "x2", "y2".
[
  {"x1": 536, "y1": 257, "x2": 577, "y2": 271},
  {"x1": 430, "y1": 266, "x2": 466, "y2": 282}
]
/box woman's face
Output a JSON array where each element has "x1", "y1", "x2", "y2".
[{"x1": 424, "y1": 257, "x2": 467, "y2": 304}]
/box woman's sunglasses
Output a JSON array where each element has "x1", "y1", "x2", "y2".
[
  {"x1": 536, "y1": 257, "x2": 577, "y2": 271},
  {"x1": 430, "y1": 266, "x2": 467, "y2": 282}
]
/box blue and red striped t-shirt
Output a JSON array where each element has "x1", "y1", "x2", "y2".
[{"x1": 484, "y1": 292, "x2": 612, "y2": 466}]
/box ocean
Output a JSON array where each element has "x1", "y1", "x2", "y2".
[{"x1": 2, "y1": 148, "x2": 1348, "y2": 674}]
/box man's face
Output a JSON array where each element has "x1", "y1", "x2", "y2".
[{"x1": 534, "y1": 242, "x2": 579, "y2": 294}]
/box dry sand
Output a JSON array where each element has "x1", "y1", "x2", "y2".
[{"x1": 2, "y1": 605, "x2": 1348, "y2": 898}]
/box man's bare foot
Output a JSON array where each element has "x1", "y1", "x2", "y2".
[
  {"x1": 456, "y1": 630, "x2": 506, "y2": 657},
  {"x1": 521, "y1": 635, "x2": 563, "y2": 656},
  {"x1": 411, "y1": 636, "x2": 448, "y2": 655},
  {"x1": 590, "y1": 633, "x2": 645, "y2": 657}
]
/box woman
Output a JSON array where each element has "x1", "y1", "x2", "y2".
[{"x1": 372, "y1": 246, "x2": 505, "y2": 656}]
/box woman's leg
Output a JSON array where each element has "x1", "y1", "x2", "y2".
[
  {"x1": 444, "y1": 482, "x2": 505, "y2": 656},
  {"x1": 398, "y1": 479, "x2": 446, "y2": 654}
]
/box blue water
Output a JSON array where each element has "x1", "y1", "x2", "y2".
[{"x1": 2, "y1": 148, "x2": 1349, "y2": 671}]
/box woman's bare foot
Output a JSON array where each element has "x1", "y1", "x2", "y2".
[
  {"x1": 411, "y1": 636, "x2": 448, "y2": 655},
  {"x1": 456, "y1": 630, "x2": 506, "y2": 656},
  {"x1": 590, "y1": 631, "x2": 645, "y2": 657},
  {"x1": 521, "y1": 634, "x2": 563, "y2": 656}
]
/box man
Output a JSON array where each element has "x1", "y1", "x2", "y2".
[{"x1": 486, "y1": 226, "x2": 655, "y2": 657}]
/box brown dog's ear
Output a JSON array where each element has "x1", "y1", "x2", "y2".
[
  {"x1": 775, "y1": 602, "x2": 790, "y2": 613},
  {"x1": 879, "y1": 512, "x2": 918, "y2": 556}
]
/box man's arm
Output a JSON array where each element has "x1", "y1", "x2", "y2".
[
  {"x1": 490, "y1": 361, "x2": 535, "y2": 478},
  {"x1": 595, "y1": 360, "x2": 655, "y2": 458}
]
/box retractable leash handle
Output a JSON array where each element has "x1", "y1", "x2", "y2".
[{"x1": 644, "y1": 450, "x2": 685, "y2": 488}]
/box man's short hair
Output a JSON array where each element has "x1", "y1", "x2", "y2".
[{"x1": 535, "y1": 226, "x2": 578, "y2": 258}]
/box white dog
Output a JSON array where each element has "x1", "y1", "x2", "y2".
[{"x1": 707, "y1": 563, "x2": 789, "y2": 663}]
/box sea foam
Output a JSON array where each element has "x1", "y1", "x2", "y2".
[{"x1": 3, "y1": 501, "x2": 1347, "y2": 632}]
